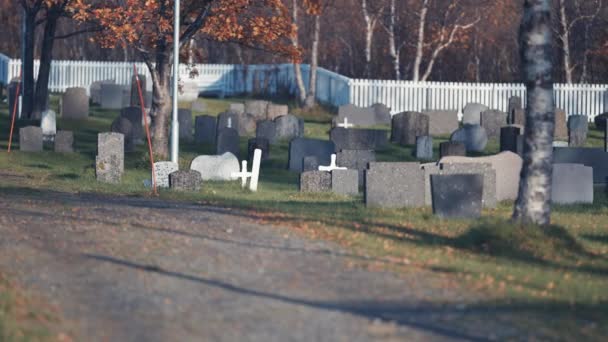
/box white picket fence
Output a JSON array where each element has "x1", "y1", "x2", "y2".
[{"x1": 1, "y1": 53, "x2": 607, "y2": 120}]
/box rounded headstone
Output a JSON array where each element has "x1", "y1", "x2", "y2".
[
  {"x1": 275, "y1": 115, "x2": 304, "y2": 140},
  {"x1": 450, "y1": 124, "x2": 488, "y2": 152},
  {"x1": 61, "y1": 87, "x2": 89, "y2": 119},
  {"x1": 593, "y1": 113, "x2": 608, "y2": 130},
  {"x1": 190, "y1": 153, "x2": 240, "y2": 181},
  {"x1": 256, "y1": 120, "x2": 277, "y2": 144},
  {"x1": 462, "y1": 103, "x2": 489, "y2": 125}
]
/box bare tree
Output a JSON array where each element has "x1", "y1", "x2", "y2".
[
  {"x1": 291, "y1": 0, "x2": 307, "y2": 106},
  {"x1": 360, "y1": 0, "x2": 384, "y2": 78},
  {"x1": 380, "y1": 0, "x2": 405, "y2": 80},
  {"x1": 513, "y1": 0, "x2": 556, "y2": 225}
]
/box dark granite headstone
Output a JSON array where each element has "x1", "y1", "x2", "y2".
[
  {"x1": 178, "y1": 109, "x2": 193, "y2": 141},
  {"x1": 111, "y1": 117, "x2": 135, "y2": 152},
  {"x1": 500, "y1": 126, "x2": 523, "y2": 156},
  {"x1": 217, "y1": 111, "x2": 240, "y2": 133},
  {"x1": 248, "y1": 137, "x2": 270, "y2": 161},
  {"x1": 551, "y1": 163, "x2": 593, "y2": 204},
  {"x1": 508, "y1": 96, "x2": 522, "y2": 124},
  {"x1": 594, "y1": 113, "x2": 608, "y2": 130},
  {"x1": 19, "y1": 126, "x2": 43, "y2": 152},
  {"x1": 331, "y1": 169, "x2": 359, "y2": 196},
  {"x1": 371, "y1": 103, "x2": 392, "y2": 125},
  {"x1": 337, "y1": 150, "x2": 376, "y2": 188},
  {"x1": 275, "y1": 114, "x2": 304, "y2": 140},
  {"x1": 216, "y1": 128, "x2": 240, "y2": 158},
  {"x1": 300, "y1": 171, "x2": 331, "y2": 192},
  {"x1": 330, "y1": 127, "x2": 388, "y2": 151},
  {"x1": 365, "y1": 162, "x2": 425, "y2": 208},
  {"x1": 303, "y1": 156, "x2": 319, "y2": 172},
  {"x1": 431, "y1": 174, "x2": 483, "y2": 219},
  {"x1": 415, "y1": 136, "x2": 433, "y2": 160},
  {"x1": 256, "y1": 120, "x2": 277, "y2": 144},
  {"x1": 195, "y1": 115, "x2": 217, "y2": 145},
  {"x1": 439, "y1": 142, "x2": 466, "y2": 158},
  {"x1": 288, "y1": 138, "x2": 335, "y2": 173},
  {"x1": 450, "y1": 124, "x2": 488, "y2": 152},
  {"x1": 553, "y1": 147, "x2": 608, "y2": 184},
  {"x1": 391, "y1": 112, "x2": 429, "y2": 146},
  {"x1": 120, "y1": 107, "x2": 145, "y2": 143},
  {"x1": 169, "y1": 170, "x2": 202, "y2": 192},
  {"x1": 568, "y1": 115, "x2": 588, "y2": 147},
  {"x1": 54, "y1": 131, "x2": 74, "y2": 153}
]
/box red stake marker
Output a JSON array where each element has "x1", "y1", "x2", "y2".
[
  {"x1": 133, "y1": 64, "x2": 158, "y2": 195},
  {"x1": 7, "y1": 69, "x2": 22, "y2": 153}
]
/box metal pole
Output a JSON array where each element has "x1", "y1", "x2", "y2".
[
  {"x1": 170, "y1": 0, "x2": 180, "y2": 164},
  {"x1": 20, "y1": 7, "x2": 26, "y2": 119}
]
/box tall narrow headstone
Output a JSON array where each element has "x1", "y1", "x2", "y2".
[
  {"x1": 568, "y1": 115, "x2": 588, "y2": 147},
  {"x1": 555, "y1": 108, "x2": 568, "y2": 140},
  {"x1": 415, "y1": 136, "x2": 433, "y2": 160},
  {"x1": 508, "y1": 96, "x2": 522, "y2": 124},
  {"x1": 96, "y1": 132, "x2": 124, "y2": 183},
  {"x1": 178, "y1": 109, "x2": 194, "y2": 142}
]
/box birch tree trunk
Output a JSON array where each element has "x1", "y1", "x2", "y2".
[
  {"x1": 558, "y1": 0, "x2": 573, "y2": 83},
  {"x1": 386, "y1": 0, "x2": 400, "y2": 80},
  {"x1": 512, "y1": 0, "x2": 555, "y2": 226},
  {"x1": 291, "y1": 0, "x2": 307, "y2": 106},
  {"x1": 412, "y1": 0, "x2": 429, "y2": 82},
  {"x1": 304, "y1": 14, "x2": 320, "y2": 110},
  {"x1": 361, "y1": 0, "x2": 376, "y2": 78}
]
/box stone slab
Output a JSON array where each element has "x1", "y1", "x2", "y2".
[
  {"x1": 300, "y1": 171, "x2": 331, "y2": 193},
  {"x1": 553, "y1": 147, "x2": 608, "y2": 184},
  {"x1": 330, "y1": 128, "x2": 388, "y2": 151},
  {"x1": 19, "y1": 126, "x2": 43, "y2": 152},
  {"x1": 61, "y1": 87, "x2": 89, "y2": 119},
  {"x1": 415, "y1": 136, "x2": 433, "y2": 160},
  {"x1": 275, "y1": 115, "x2": 304, "y2": 140},
  {"x1": 365, "y1": 162, "x2": 425, "y2": 208},
  {"x1": 439, "y1": 141, "x2": 466, "y2": 158},
  {"x1": 423, "y1": 110, "x2": 459, "y2": 136},
  {"x1": 551, "y1": 163, "x2": 593, "y2": 205},
  {"x1": 391, "y1": 112, "x2": 429, "y2": 146},
  {"x1": 169, "y1": 170, "x2": 202, "y2": 192},
  {"x1": 431, "y1": 174, "x2": 483, "y2": 219},
  {"x1": 256, "y1": 120, "x2": 277, "y2": 144},
  {"x1": 153, "y1": 161, "x2": 179, "y2": 188},
  {"x1": 336, "y1": 150, "x2": 376, "y2": 188},
  {"x1": 195, "y1": 115, "x2": 217, "y2": 145},
  {"x1": 423, "y1": 163, "x2": 496, "y2": 208},
  {"x1": 481, "y1": 110, "x2": 507, "y2": 139},
  {"x1": 462, "y1": 103, "x2": 489, "y2": 125},
  {"x1": 332, "y1": 169, "x2": 359, "y2": 196},
  {"x1": 216, "y1": 128, "x2": 240, "y2": 158},
  {"x1": 54, "y1": 131, "x2": 74, "y2": 153},
  {"x1": 190, "y1": 153, "x2": 240, "y2": 181},
  {"x1": 288, "y1": 138, "x2": 336, "y2": 173}
]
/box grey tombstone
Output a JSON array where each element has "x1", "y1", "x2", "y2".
[
  {"x1": 153, "y1": 161, "x2": 179, "y2": 188},
  {"x1": 169, "y1": 170, "x2": 202, "y2": 192},
  {"x1": 237, "y1": 112, "x2": 257, "y2": 136},
  {"x1": 337, "y1": 150, "x2": 376, "y2": 188},
  {"x1": 415, "y1": 136, "x2": 433, "y2": 160},
  {"x1": 332, "y1": 169, "x2": 359, "y2": 196},
  {"x1": 130, "y1": 74, "x2": 146, "y2": 107},
  {"x1": 553, "y1": 147, "x2": 608, "y2": 184},
  {"x1": 245, "y1": 100, "x2": 270, "y2": 120},
  {"x1": 267, "y1": 104, "x2": 289, "y2": 120},
  {"x1": 61, "y1": 87, "x2": 89, "y2": 119},
  {"x1": 191, "y1": 99, "x2": 208, "y2": 113},
  {"x1": 96, "y1": 155, "x2": 122, "y2": 184},
  {"x1": 500, "y1": 126, "x2": 523, "y2": 156},
  {"x1": 275, "y1": 114, "x2": 304, "y2": 140},
  {"x1": 424, "y1": 163, "x2": 496, "y2": 208},
  {"x1": 365, "y1": 162, "x2": 425, "y2": 208},
  {"x1": 303, "y1": 156, "x2": 320, "y2": 172},
  {"x1": 391, "y1": 112, "x2": 429, "y2": 146},
  {"x1": 462, "y1": 103, "x2": 489, "y2": 125},
  {"x1": 8, "y1": 79, "x2": 20, "y2": 118},
  {"x1": 480, "y1": 110, "x2": 507, "y2": 139},
  {"x1": 40, "y1": 109, "x2": 57, "y2": 141},
  {"x1": 551, "y1": 163, "x2": 593, "y2": 205},
  {"x1": 120, "y1": 107, "x2": 145, "y2": 143},
  {"x1": 248, "y1": 137, "x2": 270, "y2": 161},
  {"x1": 100, "y1": 84, "x2": 125, "y2": 109},
  {"x1": 507, "y1": 96, "x2": 523, "y2": 124},
  {"x1": 371, "y1": 103, "x2": 392, "y2": 125},
  {"x1": 288, "y1": 138, "x2": 336, "y2": 173},
  {"x1": 217, "y1": 111, "x2": 240, "y2": 133},
  {"x1": 510, "y1": 108, "x2": 526, "y2": 127},
  {"x1": 300, "y1": 171, "x2": 331, "y2": 193},
  {"x1": 19, "y1": 126, "x2": 43, "y2": 152},
  {"x1": 195, "y1": 115, "x2": 217, "y2": 145},
  {"x1": 54, "y1": 131, "x2": 74, "y2": 153},
  {"x1": 229, "y1": 103, "x2": 245, "y2": 114},
  {"x1": 216, "y1": 128, "x2": 240, "y2": 158},
  {"x1": 431, "y1": 174, "x2": 483, "y2": 219},
  {"x1": 111, "y1": 117, "x2": 135, "y2": 152},
  {"x1": 190, "y1": 153, "x2": 240, "y2": 181},
  {"x1": 450, "y1": 124, "x2": 488, "y2": 152},
  {"x1": 256, "y1": 120, "x2": 277, "y2": 144},
  {"x1": 97, "y1": 132, "x2": 124, "y2": 173},
  {"x1": 439, "y1": 141, "x2": 466, "y2": 158},
  {"x1": 178, "y1": 109, "x2": 194, "y2": 142},
  {"x1": 568, "y1": 115, "x2": 588, "y2": 147},
  {"x1": 422, "y1": 110, "x2": 459, "y2": 136},
  {"x1": 330, "y1": 127, "x2": 388, "y2": 151},
  {"x1": 336, "y1": 104, "x2": 377, "y2": 127}
]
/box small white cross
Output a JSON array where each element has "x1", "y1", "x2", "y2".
[
  {"x1": 231, "y1": 149, "x2": 262, "y2": 191},
  {"x1": 227, "y1": 117, "x2": 233, "y2": 129},
  {"x1": 318, "y1": 154, "x2": 347, "y2": 172},
  {"x1": 337, "y1": 117, "x2": 354, "y2": 129}
]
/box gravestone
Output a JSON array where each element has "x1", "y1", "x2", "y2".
[
  {"x1": 450, "y1": 124, "x2": 488, "y2": 152},
  {"x1": 100, "y1": 84, "x2": 125, "y2": 109},
  {"x1": 267, "y1": 104, "x2": 289, "y2": 120},
  {"x1": 54, "y1": 131, "x2": 74, "y2": 153},
  {"x1": 19, "y1": 126, "x2": 43, "y2": 152},
  {"x1": 507, "y1": 96, "x2": 523, "y2": 124},
  {"x1": 480, "y1": 110, "x2": 507, "y2": 139},
  {"x1": 96, "y1": 132, "x2": 124, "y2": 183},
  {"x1": 111, "y1": 117, "x2": 135, "y2": 152},
  {"x1": 555, "y1": 108, "x2": 568, "y2": 140},
  {"x1": 594, "y1": 113, "x2": 608, "y2": 130},
  {"x1": 462, "y1": 103, "x2": 489, "y2": 125},
  {"x1": 300, "y1": 171, "x2": 331, "y2": 193},
  {"x1": 245, "y1": 100, "x2": 270, "y2": 120},
  {"x1": 96, "y1": 155, "x2": 122, "y2": 184},
  {"x1": 303, "y1": 156, "x2": 320, "y2": 172},
  {"x1": 551, "y1": 163, "x2": 593, "y2": 204},
  {"x1": 178, "y1": 109, "x2": 194, "y2": 141},
  {"x1": 216, "y1": 128, "x2": 240, "y2": 157},
  {"x1": 431, "y1": 174, "x2": 483, "y2": 219},
  {"x1": 337, "y1": 150, "x2": 376, "y2": 188},
  {"x1": 248, "y1": 137, "x2": 270, "y2": 161},
  {"x1": 332, "y1": 169, "x2": 359, "y2": 196},
  {"x1": 153, "y1": 161, "x2": 179, "y2": 188},
  {"x1": 40, "y1": 110, "x2": 57, "y2": 141},
  {"x1": 371, "y1": 103, "x2": 392, "y2": 125},
  {"x1": 169, "y1": 170, "x2": 202, "y2": 192},
  {"x1": 330, "y1": 127, "x2": 388, "y2": 151},
  {"x1": 391, "y1": 112, "x2": 429, "y2": 145},
  {"x1": 191, "y1": 99, "x2": 208, "y2": 113},
  {"x1": 422, "y1": 110, "x2": 459, "y2": 136},
  {"x1": 336, "y1": 104, "x2": 377, "y2": 127},
  {"x1": 130, "y1": 74, "x2": 146, "y2": 107},
  {"x1": 195, "y1": 115, "x2": 217, "y2": 145},
  {"x1": 120, "y1": 107, "x2": 145, "y2": 143},
  {"x1": 8, "y1": 79, "x2": 20, "y2": 118},
  {"x1": 217, "y1": 111, "x2": 240, "y2": 133},
  {"x1": 439, "y1": 141, "x2": 466, "y2": 158},
  {"x1": 365, "y1": 162, "x2": 425, "y2": 208},
  {"x1": 500, "y1": 126, "x2": 524, "y2": 156},
  {"x1": 288, "y1": 138, "x2": 336, "y2": 173},
  {"x1": 229, "y1": 103, "x2": 245, "y2": 114},
  {"x1": 509, "y1": 108, "x2": 525, "y2": 127},
  {"x1": 237, "y1": 112, "x2": 257, "y2": 136},
  {"x1": 415, "y1": 136, "x2": 433, "y2": 160},
  {"x1": 61, "y1": 87, "x2": 89, "y2": 119},
  {"x1": 89, "y1": 80, "x2": 110, "y2": 104},
  {"x1": 439, "y1": 151, "x2": 522, "y2": 201},
  {"x1": 423, "y1": 163, "x2": 496, "y2": 208},
  {"x1": 190, "y1": 153, "x2": 240, "y2": 181},
  {"x1": 275, "y1": 115, "x2": 304, "y2": 140},
  {"x1": 568, "y1": 115, "x2": 588, "y2": 147},
  {"x1": 256, "y1": 120, "x2": 277, "y2": 144},
  {"x1": 553, "y1": 147, "x2": 608, "y2": 184}
]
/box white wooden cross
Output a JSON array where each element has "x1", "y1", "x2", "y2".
[
  {"x1": 227, "y1": 117, "x2": 233, "y2": 129},
  {"x1": 318, "y1": 154, "x2": 347, "y2": 172},
  {"x1": 231, "y1": 148, "x2": 262, "y2": 191},
  {"x1": 337, "y1": 117, "x2": 354, "y2": 129}
]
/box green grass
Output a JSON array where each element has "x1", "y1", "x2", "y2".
[{"x1": 1, "y1": 96, "x2": 608, "y2": 339}]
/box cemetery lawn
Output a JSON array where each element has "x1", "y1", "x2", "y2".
[{"x1": 1, "y1": 97, "x2": 608, "y2": 339}]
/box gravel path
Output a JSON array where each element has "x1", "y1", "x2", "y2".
[{"x1": 0, "y1": 188, "x2": 515, "y2": 341}]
